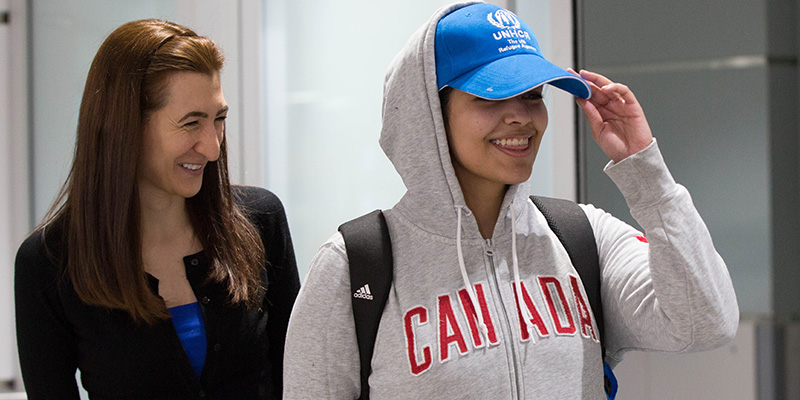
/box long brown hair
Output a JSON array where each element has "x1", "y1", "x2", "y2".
[{"x1": 42, "y1": 19, "x2": 265, "y2": 324}]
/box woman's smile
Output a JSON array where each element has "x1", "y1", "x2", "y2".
[{"x1": 489, "y1": 136, "x2": 533, "y2": 157}]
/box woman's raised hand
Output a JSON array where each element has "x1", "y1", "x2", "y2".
[{"x1": 570, "y1": 69, "x2": 654, "y2": 163}]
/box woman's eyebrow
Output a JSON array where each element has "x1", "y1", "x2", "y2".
[
  {"x1": 177, "y1": 105, "x2": 228, "y2": 123},
  {"x1": 177, "y1": 111, "x2": 208, "y2": 123}
]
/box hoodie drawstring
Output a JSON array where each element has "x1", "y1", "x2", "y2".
[{"x1": 455, "y1": 206, "x2": 492, "y2": 343}]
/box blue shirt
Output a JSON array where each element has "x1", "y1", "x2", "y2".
[{"x1": 168, "y1": 302, "x2": 207, "y2": 377}]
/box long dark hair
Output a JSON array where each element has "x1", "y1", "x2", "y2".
[{"x1": 42, "y1": 19, "x2": 265, "y2": 324}]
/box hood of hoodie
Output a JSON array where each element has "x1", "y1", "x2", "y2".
[{"x1": 379, "y1": 1, "x2": 531, "y2": 241}]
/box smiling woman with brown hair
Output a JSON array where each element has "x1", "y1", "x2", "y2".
[{"x1": 15, "y1": 19, "x2": 299, "y2": 399}]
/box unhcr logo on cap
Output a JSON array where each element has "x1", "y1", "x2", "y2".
[{"x1": 487, "y1": 9, "x2": 520, "y2": 29}]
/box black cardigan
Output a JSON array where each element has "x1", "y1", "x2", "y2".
[{"x1": 15, "y1": 186, "x2": 300, "y2": 399}]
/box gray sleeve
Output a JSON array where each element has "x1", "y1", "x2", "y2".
[
  {"x1": 283, "y1": 233, "x2": 361, "y2": 399},
  {"x1": 584, "y1": 139, "x2": 739, "y2": 366}
]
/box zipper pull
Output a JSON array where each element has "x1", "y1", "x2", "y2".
[{"x1": 484, "y1": 238, "x2": 494, "y2": 257}]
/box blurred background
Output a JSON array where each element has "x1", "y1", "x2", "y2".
[{"x1": 1, "y1": 0, "x2": 797, "y2": 398}]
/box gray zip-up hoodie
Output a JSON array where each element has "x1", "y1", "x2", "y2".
[{"x1": 284, "y1": 2, "x2": 739, "y2": 398}]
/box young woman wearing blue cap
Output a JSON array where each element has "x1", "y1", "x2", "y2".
[{"x1": 284, "y1": 2, "x2": 738, "y2": 399}]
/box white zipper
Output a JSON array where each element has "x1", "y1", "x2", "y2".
[{"x1": 484, "y1": 239, "x2": 522, "y2": 399}]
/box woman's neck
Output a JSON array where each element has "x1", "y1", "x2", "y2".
[
  {"x1": 138, "y1": 190, "x2": 193, "y2": 249},
  {"x1": 138, "y1": 192, "x2": 201, "y2": 306},
  {"x1": 460, "y1": 182, "x2": 508, "y2": 240}
]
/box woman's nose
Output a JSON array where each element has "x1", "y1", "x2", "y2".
[
  {"x1": 194, "y1": 123, "x2": 222, "y2": 161},
  {"x1": 502, "y1": 97, "x2": 535, "y2": 126}
]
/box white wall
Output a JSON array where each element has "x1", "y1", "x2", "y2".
[
  {"x1": 262, "y1": 0, "x2": 578, "y2": 279},
  {"x1": 0, "y1": 0, "x2": 25, "y2": 384}
]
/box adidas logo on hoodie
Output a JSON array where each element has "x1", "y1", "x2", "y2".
[{"x1": 353, "y1": 284, "x2": 374, "y2": 300}]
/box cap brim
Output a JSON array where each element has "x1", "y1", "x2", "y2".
[{"x1": 445, "y1": 53, "x2": 591, "y2": 100}]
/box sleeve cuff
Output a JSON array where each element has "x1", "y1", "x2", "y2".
[{"x1": 603, "y1": 138, "x2": 678, "y2": 209}]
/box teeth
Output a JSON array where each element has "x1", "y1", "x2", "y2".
[
  {"x1": 491, "y1": 137, "x2": 529, "y2": 147},
  {"x1": 180, "y1": 163, "x2": 202, "y2": 171}
]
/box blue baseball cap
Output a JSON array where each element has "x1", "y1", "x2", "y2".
[{"x1": 435, "y1": 3, "x2": 591, "y2": 100}]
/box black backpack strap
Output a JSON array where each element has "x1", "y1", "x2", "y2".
[
  {"x1": 531, "y1": 196, "x2": 617, "y2": 397},
  {"x1": 530, "y1": 196, "x2": 605, "y2": 352},
  {"x1": 338, "y1": 210, "x2": 393, "y2": 400}
]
